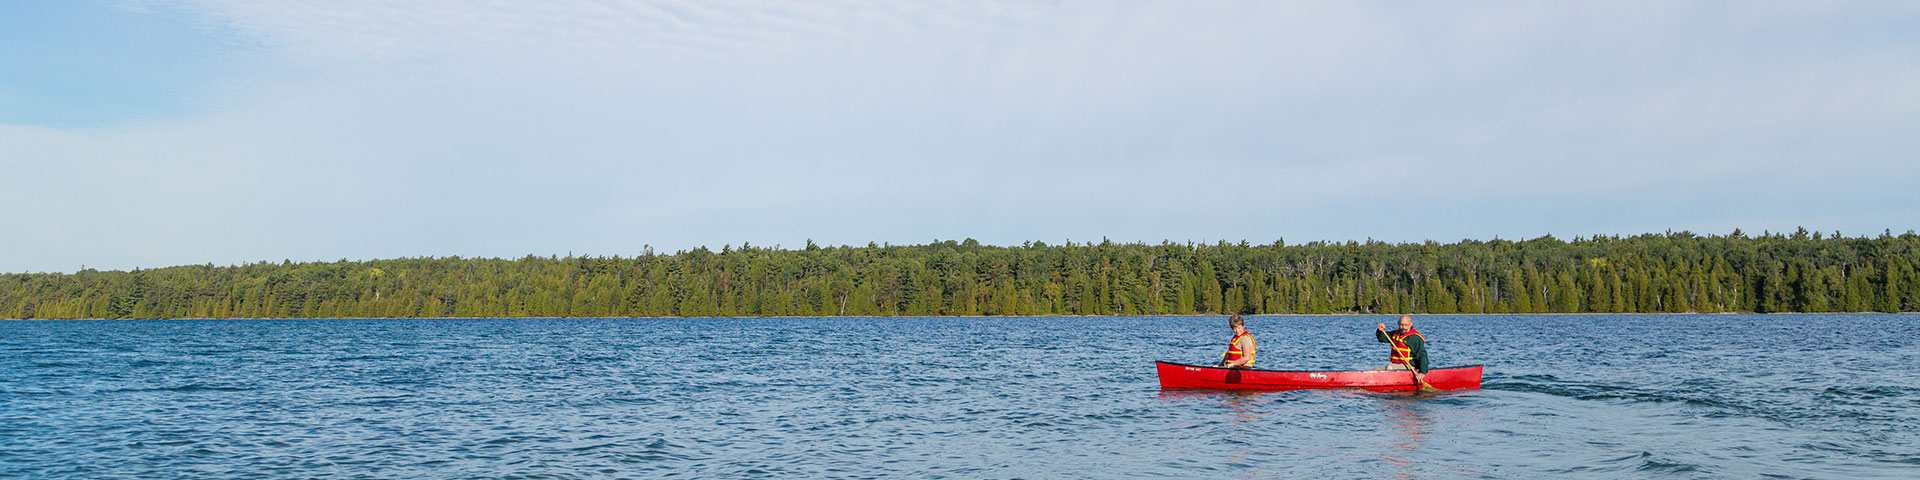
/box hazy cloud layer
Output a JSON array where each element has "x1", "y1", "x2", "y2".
[{"x1": 5, "y1": 1, "x2": 1918, "y2": 272}]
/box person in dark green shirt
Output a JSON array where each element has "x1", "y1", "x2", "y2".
[{"x1": 1374, "y1": 315, "x2": 1428, "y2": 385}]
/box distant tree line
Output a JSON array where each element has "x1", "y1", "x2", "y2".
[{"x1": 3, "y1": 229, "x2": 1919, "y2": 319}]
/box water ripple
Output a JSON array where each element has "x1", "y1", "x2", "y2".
[{"x1": 2, "y1": 315, "x2": 1917, "y2": 478}]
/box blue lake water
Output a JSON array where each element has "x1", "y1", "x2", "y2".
[{"x1": 2, "y1": 314, "x2": 1917, "y2": 478}]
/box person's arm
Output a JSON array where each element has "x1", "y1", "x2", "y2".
[
  {"x1": 1409, "y1": 335, "x2": 1429, "y2": 374},
  {"x1": 1376, "y1": 324, "x2": 1391, "y2": 343}
]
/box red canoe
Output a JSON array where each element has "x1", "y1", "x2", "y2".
[{"x1": 1156, "y1": 361, "x2": 1483, "y2": 392}]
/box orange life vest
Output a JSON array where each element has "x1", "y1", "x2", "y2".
[
  {"x1": 1388, "y1": 328, "x2": 1423, "y2": 365},
  {"x1": 1222, "y1": 331, "x2": 1255, "y2": 365}
]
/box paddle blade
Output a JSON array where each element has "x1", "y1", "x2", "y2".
[{"x1": 1414, "y1": 372, "x2": 1442, "y2": 393}]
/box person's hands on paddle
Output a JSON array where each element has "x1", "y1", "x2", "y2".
[{"x1": 1377, "y1": 323, "x2": 1386, "y2": 332}]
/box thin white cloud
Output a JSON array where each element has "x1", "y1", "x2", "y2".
[{"x1": 4, "y1": 1, "x2": 1918, "y2": 272}]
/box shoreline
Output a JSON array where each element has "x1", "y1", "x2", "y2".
[{"x1": 5, "y1": 311, "x2": 1914, "y2": 321}]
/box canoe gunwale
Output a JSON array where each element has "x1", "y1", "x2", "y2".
[
  {"x1": 1153, "y1": 360, "x2": 1485, "y2": 373},
  {"x1": 1154, "y1": 361, "x2": 1484, "y2": 391}
]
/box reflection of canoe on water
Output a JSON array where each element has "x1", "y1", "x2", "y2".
[{"x1": 1155, "y1": 361, "x2": 1484, "y2": 392}]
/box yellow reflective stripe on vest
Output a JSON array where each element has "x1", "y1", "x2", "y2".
[
  {"x1": 1389, "y1": 331, "x2": 1421, "y2": 363},
  {"x1": 1223, "y1": 333, "x2": 1255, "y2": 365}
]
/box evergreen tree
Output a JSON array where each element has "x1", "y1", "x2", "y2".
[{"x1": 5, "y1": 232, "x2": 1916, "y2": 318}]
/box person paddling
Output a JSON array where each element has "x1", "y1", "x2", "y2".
[
  {"x1": 1374, "y1": 315, "x2": 1428, "y2": 386},
  {"x1": 1214, "y1": 315, "x2": 1256, "y2": 369}
]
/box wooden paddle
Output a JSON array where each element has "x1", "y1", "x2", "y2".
[
  {"x1": 1382, "y1": 323, "x2": 1441, "y2": 393},
  {"x1": 1414, "y1": 369, "x2": 1442, "y2": 394}
]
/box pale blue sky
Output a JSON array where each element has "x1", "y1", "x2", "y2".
[
  {"x1": 4, "y1": 1, "x2": 1919, "y2": 273},
  {"x1": 0, "y1": 1, "x2": 234, "y2": 126}
]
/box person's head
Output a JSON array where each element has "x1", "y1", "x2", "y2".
[
  {"x1": 1398, "y1": 315, "x2": 1413, "y2": 332},
  {"x1": 1228, "y1": 314, "x2": 1246, "y2": 333}
]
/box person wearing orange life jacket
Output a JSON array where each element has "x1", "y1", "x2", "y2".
[
  {"x1": 1214, "y1": 315, "x2": 1256, "y2": 369},
  {"x1": 1373, "y1": 315, "x2": 1429, "y2": 385}
]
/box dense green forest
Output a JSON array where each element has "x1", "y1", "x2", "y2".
[{"x1": 4, "y1": 229, "x2": 1919, "y2": 319}]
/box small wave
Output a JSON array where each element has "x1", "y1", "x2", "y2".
[
  {"x1": 1484, "y1": 379, "x2": 1627, "y2": 398},
  {"x1": 166, "y1": 383, "x2": 250, "y2": 393},
  {"x1": 107, "y1": 383, "x2": 251, "y2": 393},
  {"x1": 373, "y1": 376, "x2": 430, "y2": 386},
  {"x1": 611, "y1": 437, "x2": 693, "y2": 463},
  {"x1": 1565, "y1": 452, "x2": 1711, "y2": 475},
  {"x1": 0, "y1": 388, "x2": 61, "y2": 396},
  {"x1": 603, "y1": 396, "x2": 661, "y2": 406},
  {"x1": 189, "y1": 347, "x2": 266, "y2": 356},
  {"x1": 1489, "y1": 378, "x2": 1757, "y2": 414},
  {"x1": 1575, "y1": 390, "x2": 1742, "y2": 411},
  {"x1": 131, "y1": 439, "x2": 199, "y2": 447},
  {"x1": 1080, "y1": 407, "x2": 1151, "y2": 421},
  {"x1": 345, "y1": 394, "x2": 414, "y2": 406},
  {"x1": 1628, "y1": 452, "x2": 1705, "y2": 474},
  {"x1": 570, "y1": 441, "x2": 620, "y2": 453},
  {"x1": 1822, "y1": 385, "x2": 1918, "y2": 400}
]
